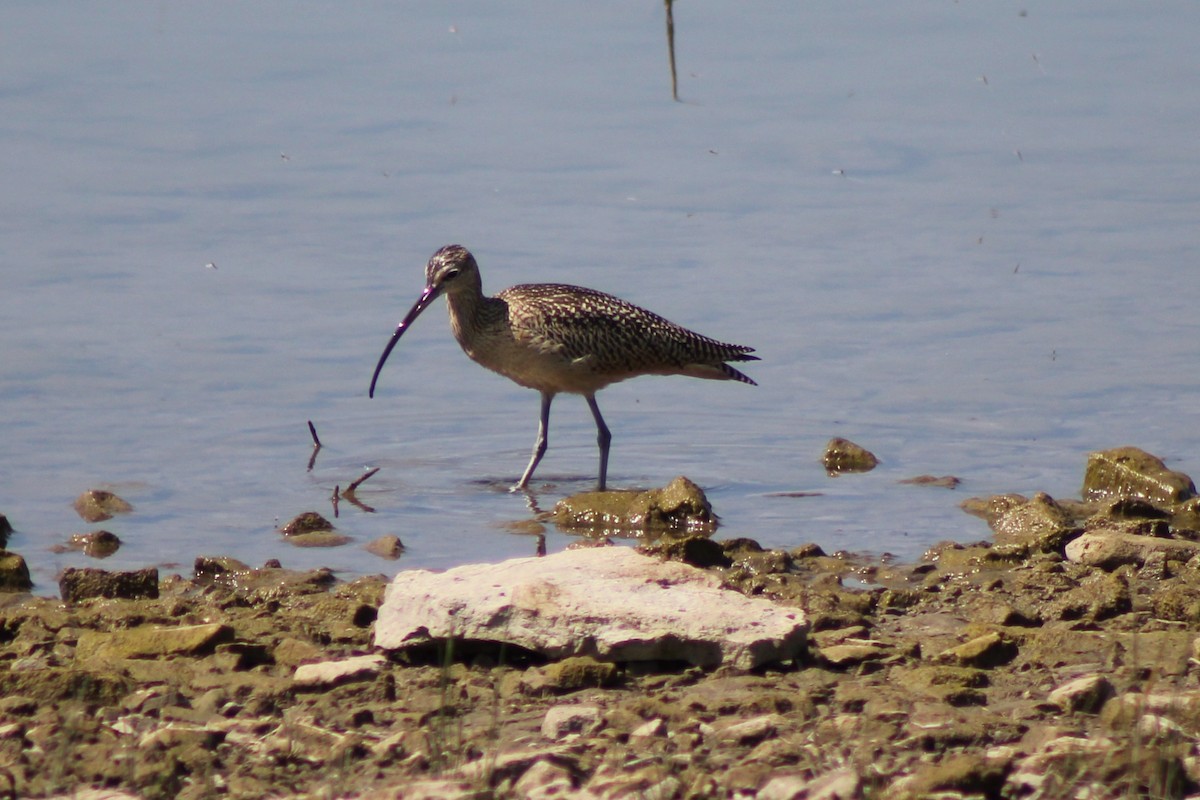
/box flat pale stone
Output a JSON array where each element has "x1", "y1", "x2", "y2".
[
  {"x1": 76, "y1": 623, "x2": 232, "y2": 662},
  {"x1": 936, "y1": 631, "x2": 1018, "y2": 668},
  {"x1": 293, "y1": 654, "x2": 387, "y2": 687},
  {"x1": 759, "y1": 770, "x2": 862, "y2": 800},
  {"x1": 1047, "y1": 673, "x2": 1113, "y2": 713},
  {"x1": 1065, "y1": 530, "x2": 1200, "y2": 568},
  {"x1": 715, "y1": 713, "x2": 786, "y2": 745},
  {"x1": 541, "y1": 704, "x2": 603, "y2": 740},
  {"x1": 374, "y1": 547, "x2": 808, "y2": 669},
  {"x1": 630, "y1": 718, "x2": 667, "y2": 739},
  {"x1": 818, "y1": 640, "x2": 891, "y2": 667}
]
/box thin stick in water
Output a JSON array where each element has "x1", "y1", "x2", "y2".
[{"x1": 345, "y1": 467, "x2": 381, "y2": 493}]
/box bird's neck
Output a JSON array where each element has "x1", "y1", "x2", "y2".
[{"x1": 445, "y1": 282, "x2": 501, "y2": 345}]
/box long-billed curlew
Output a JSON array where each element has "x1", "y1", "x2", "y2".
[{"x1": 368, "y1": 244, "x2": 757, "y2": 491}]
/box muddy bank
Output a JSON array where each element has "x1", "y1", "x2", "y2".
[{"x1": 2, "y1": 448, "x2": 1200, "y2": 799}]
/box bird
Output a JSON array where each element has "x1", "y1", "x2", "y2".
[{"x1": 368, "y1": 244, "x2": 757, "y2": 492}]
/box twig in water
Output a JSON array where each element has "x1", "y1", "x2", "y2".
[
  {"x1": 664, "y1": 0, "x2": 679, "y2": 101},
  {"x1": 331, "y1": 485, "x2": 340, "y2": 518},
  {"x1": 306, "y1": 421, "x2": 323, "y2": 471},
  {"x1": 345, "y1": 467, "x2": 381, "y2": 493},
  {"x1": 340, "y1": 467, "x2": 381, "y2": 514}
]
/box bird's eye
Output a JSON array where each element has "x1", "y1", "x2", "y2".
[{"x1": 443, "y1": 268, "x2": 461, "y2": 281}]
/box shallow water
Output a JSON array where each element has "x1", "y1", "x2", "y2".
[{"x1": 2, "y1": 3, "x2": 1199, "y2": 591}]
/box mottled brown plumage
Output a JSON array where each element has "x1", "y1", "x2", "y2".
[{"x1": 369, "y1": 244, "x2": 757, "y2": 491}]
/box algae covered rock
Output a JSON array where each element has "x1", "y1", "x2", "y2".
[
  {"x1": 553, "y1": 476, "x2": 715, "y2": 534},
  {"x1": 365, "y1": 535, "x2": 405, "y2": 559},
  {"x1": 1082, "y1": 446, "x2": 1195, "y2": 504},
  {"x1": 56, "y1": 530, "x2": 122, "y2": 558},
  {"x1": 280, "y1": 511, "x2": 350, "y2": 547},
  {"x1": 75, "y1": 622, "x2": 234, "y2": 661},
  {"x1": 822, "y1": 437, "x2": 878, "y2": 474},
  {"x1": 992, "y1": 492, "x2": 1079, "y2": 554},
  {"x1": 59, "y1": 567, "x2": 159, "y2": 603},
  {"x1": 72, "y1": 489, "x2": 133, "y2": 522},
  {"x1": 0, "y1": 549, "x2": 33, "y2": 592},
  {"x1": 280, "y1": 511, "x2": 335, "y2": 534}
]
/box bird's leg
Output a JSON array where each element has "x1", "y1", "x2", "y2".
[
  {"x1": 514, "y1": 392, "x2": 554, "y2": 491},
  {"x1": 585, "y1": 394, "x2": 612, "y2": 491}
]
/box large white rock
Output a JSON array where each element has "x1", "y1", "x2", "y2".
[{"x1": 374, "y1": 546, "x2": 808, "y2": 669}]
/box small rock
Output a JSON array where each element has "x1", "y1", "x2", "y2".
[
  {"x1": 59, "y1": 566, "x2": 158, "y2": 603},
  {"x1": 891, "y1": 753, "x2": 1010, "y2": 799},
  {"x1": 542, "y1": 656, "x2": 620, "y2": 691},
  {"x1": 284, "y1": 531, "x2": 353, "y2": 548},
  {"x1": 62, "y1": 530, "x2": 121, "y2": 558},
  {"x1": 1100, "y1": 691, "x2": 1200, "y2": 731},
  {"x1": 513, "y1": 758, "x2": 577, "y2": 799},
  {"x1": 358, "y1": 780, "x2": 475, "y2": 800},
  {"x1": 194, "y1": 555, "x2": 254, "y2": 581},
  {"x1": 822, "y1": 437, "x2": 878, "y2": 474},
  {"x1": 755, "y1": 774, "x2": 809, "y2": 800},
  {"x1": 1044, "y1": 571, "x2": 1131, "y2": 622},
  {"x1": 1105, "y1": 497, "x2": 1172, "y2": 520},
  {"x1": 1048, "y1": 674, "x2": 1113, "y2": 714},
  {"x1": 541, "y1": 705, "x2": 603, "y2": 740},
  {"x1": 992, "y1": 492, "x2": 1079, "y2": 553},
  {"x1": 140, "y1": 723, "x2": 224, "y2": 750},
  {"x1": 458, "y1": 748, "x2": 578, "y2": 785},
  {"x1": 72, "y1": 489, "x2": 133, "y2": 522},
  {"x1": 818, "y1": 640, "x2": 892, "y2": 667},
  {"x1": 1006, "y1": 735, "x2": 1113, "y2": 796},
  {"x1": 0, "y1": 549, "x2": 33, "y2": 592},
  {"x1": 75, "y1": 623, "x2": 234, "y2": 661},
  {"x1": 937, "y1": 632, "x2": 1017, "y2": 669},
  {"x1": 262, "y1": 718, "x2": 354, "y2": 763},
  {"x1": 1137, "y1": 713, "x2": 1186, "y2": 741},
  {"x1": 280, "y1": 511, "x2": 334, "y2": 535},
  {"x1": 790, "y1": 542, "x2": 827, "y2": 559},
  {"x1": 630, "y1": 717, "x2": 667, "y2": 739},
  {"x1": 899, "y1": 475, "x2": 961, "y2": 489},
  {"x1": 553, "y1": 476, "x2": 716, "y2": 533},
  {"x1": 365, "y1": 534, "x2": 405, "y2": 559},
  {"x1": 716, "y1": 713, "x2": 785, "y2": 745},
  {"x1": 639, "y1": 535, "x2": 731, "y2": 568},
  {"x1": 1138, "y1": 548, "x2": 1169, "y2": 580},
  {"x1": 960, "y1": 493, "x2": 1030, "y2": 525},
  {"x1": 1082, "y1": 446, "x2": 1195, "y2": 504},
  {"x1": 273, "y1": 637, "x2": 325, "y2": 668},
  {"x1": 759, "y1": 769, "x2": 862, "y2": 800},
  {"x1": 293, "y1": 654, "x2": 387, "y2": 688},
  {"x1": 1065, "y1": 530, "x2": 1200, "y2": 569},
  {"x1": 0, "y1": 696, "x2": 36, "y2": 717},
  {"x1": 193, "y1": 688, "x2": 229, "y2": 717},
  {"x1": 42, "y1": 791, "x2": 145, "y2": 800},
  {"x1": 587, "y1": 764, "x2": 681, "y2": 800},
  {"x1": 733, "y1": 548, "x2": 793, "y2": 575}
]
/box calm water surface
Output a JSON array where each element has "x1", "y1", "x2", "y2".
[{"x1": 2, "y1": 3, "x2": 1198, "y2": 591}]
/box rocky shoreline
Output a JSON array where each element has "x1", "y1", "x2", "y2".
[{"x1": 2, "y1": 446, "x2": 1200, "y2": 799}]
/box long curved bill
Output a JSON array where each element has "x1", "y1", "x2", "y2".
[{"x1": 368, "y1": 283, "x2": 442, "y2": 398}]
